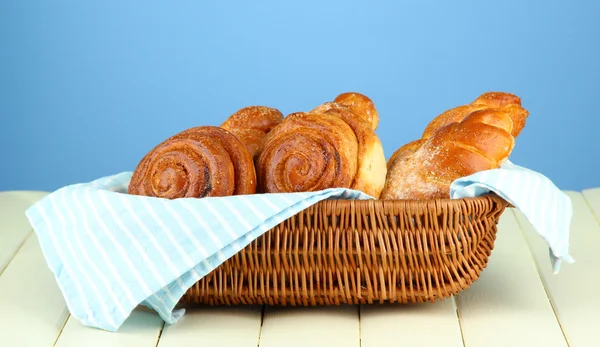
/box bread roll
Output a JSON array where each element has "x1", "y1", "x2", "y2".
[
  {"x1": 255, "y1": 112, "x2": 359, "y2": 193},
  {"x1": 255, "y1": 90, "x2": 387, "y2": 197},
  {"x1": 128, "y1": 126, "x2": 256, "y2": 199},
  {"x1": 310, "y1": 102, "x2": 387, "y2": 198},
  {"x1": 221, "y1": 106, "x2": 284, "y2": 158},
  {"x1": 333, "y1": 92, "x2": 380, "y2": 130}
]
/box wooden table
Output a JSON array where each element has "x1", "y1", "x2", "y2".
[{"x1": 1, "y1": 189, "x2": 599, "y2": 347}]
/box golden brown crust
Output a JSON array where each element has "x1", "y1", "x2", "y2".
[
  {"x1": 333, "y1": 92, "x2": 380, "y2": 130},
  {"x1": 499, "y1": 103, "x2": 528, "y2": 138},
  {"x1": 311, "y1": 102, "x2": 387, "y2": 198},
  {"x1": 421, "y1": 91, "x2": 529, "y2": 139},
  {"x1": 221, "y1": 128, "x2": 265, "y2": 160},
  {"x1": 128, "y1": 126, "x2": 256, "y2": 199},
  {"x1": 221, "y1": 106, "x2": 284, "y2": 157},
  {"x1": 421, "y1": 105, "x2": 484, "y2": 139},
  {"x1": 381, "y1": 108, "x2": 517, "y2": 200},
  {"x1": 386, "y1": 139, "x2": 425, "y2": 171},
  {"x1": 255, "y1": 112, "x2": 359, "y2": 193},
  {"x1": 471, "y1": 91, "x2": 522, "y2": 108}
]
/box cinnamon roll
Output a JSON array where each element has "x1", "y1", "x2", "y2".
[
  {"x1": 255, "y1": 112, "x2": 359, "y2": 193},
  {"x1": 128, "y1": 126, "x2": 256, "y2": 199}
]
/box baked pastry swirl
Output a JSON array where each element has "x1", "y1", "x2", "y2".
[
  {"x1": 255, "y1": 112, "x2": 359, "y2": 194},
  {"x1": 128, "y1": 126, "x2": 256, "y2": 199},
  {"x1": 255, "y1": 92, "x2": 387, "y2": 197}
]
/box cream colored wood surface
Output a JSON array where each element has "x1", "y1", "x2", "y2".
[
  {"x1": 582, "y1": 187, "x2": 600, "y2": 219},
  {"x1": 455, "y1": 211, "x2": 567, "y2": 347},
  {"x1": 361, "y1": 299, "x2": 464, "y2": 347},
  {"x1": 515, "y1": 191, "x2": 600, "y2": 347},
  {"x1": 0, "y1": 234, "x2": 69, "y2": 346},
  {"x1": 0, "y1": 191, "x2": 48, "y2": 273},
  {"x1": 157, "y1": 306, "x2": 263, "y2": 347},
  {"x1": 259, "y1": 305, "x2": 360, "y2": 347},
  {"x1": 55, "y1": 309, "x2": 164, "y2": 347}
]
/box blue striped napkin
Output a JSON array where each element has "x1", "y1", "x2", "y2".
[{"x1": 25, "y1": 160, "x2": 573, "y2": 332}]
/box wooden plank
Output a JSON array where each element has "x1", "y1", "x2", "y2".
[
  {"x1": 515, "y1": 191, "x2": 600, "y2": 347},
  {"x1": 582, "y1": 187, "x2": 600, "y2": 220},
  {"x1": 55, "y1": 307, "x2": 164, "y2": 347},
  {"x1": 157, "y1": 306, "x2": 263, "y2": 347},
  {"x1": 259, "y1": 305, "x2": 359, "y2": 347},
  {"x1": 361, "y1": 299, "x2": 464, "y2": 347},
  {"x1": 7, "y1": 190, "x2": 51, "y2": 204},
  {"x1": 455, "y1": 211, "x2": 568, "y2": 347},
  {"x1": 0, "y1": 191, "x2": 49, "y2": 274},
  {"x1": 0, "y1": 234, "x2": 69, "y2": 346}
]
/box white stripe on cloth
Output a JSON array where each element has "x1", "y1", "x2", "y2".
[
  {"x1": 40, "y1": 200, "x2": 108, "y2": 329},
  {"x1": 71, "y1": 189, "x2": 134, "y2": 316},
  {"x1": 119, "y1": 195, "x2": 182, "y2": 278}
]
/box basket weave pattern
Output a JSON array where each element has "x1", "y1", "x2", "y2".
[{"x1": 181, "y1": 194, "x2": 508, "y2": 306}]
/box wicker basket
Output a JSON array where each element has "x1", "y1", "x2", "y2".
[{"x1": 180, "y1": 193, "x2": 509, "y2": 306}]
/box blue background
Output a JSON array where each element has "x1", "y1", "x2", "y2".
[{"x1": 1, "y1": 1, "x2": 598, "y2": 192}]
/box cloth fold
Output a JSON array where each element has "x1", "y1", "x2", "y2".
[
  {"x1": 25, "y1": 160, "x2": 573, "y2": 332},
  {"x1": 450, "y1": 160, "x2": 574, "y2": 273}
]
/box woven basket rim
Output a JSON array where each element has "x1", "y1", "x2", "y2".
[{"x1": 322, "y1": 191, "x2": 509, "y2": 207}]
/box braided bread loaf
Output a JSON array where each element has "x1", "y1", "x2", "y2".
[{"x1": 381, "y1": 92, "x2": 529, "y2": 200}]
